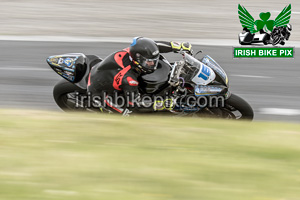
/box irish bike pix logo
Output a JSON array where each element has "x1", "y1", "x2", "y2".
[
  {"x1": 234, "y1": 4, "x2": 294, "y2": 59},
  {"x1": 238, "y1": 4, "x2": 292, "y2": 46}
]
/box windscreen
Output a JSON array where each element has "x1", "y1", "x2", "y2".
[
  {"x1": 201, "y1": 55, "x2": 228, "y2": 86},
  {"x1": 179, "y1": 53, "x2": 202, "y2": 82}
]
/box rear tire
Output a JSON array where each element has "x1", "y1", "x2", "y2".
[{"x1": 53, "y1": 79, "x2": 86, "y2": 111}]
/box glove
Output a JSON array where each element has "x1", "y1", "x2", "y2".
[
  {"x1": 170, "y1": 41, "x2": 193, "y2": 54},
  {"x1": 152, "y1": 98, "x2": 175, "y2": 111}
]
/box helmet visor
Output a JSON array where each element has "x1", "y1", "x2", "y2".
[{"x1": 139, "y1": 55, "x2": 159, "y2": 71}]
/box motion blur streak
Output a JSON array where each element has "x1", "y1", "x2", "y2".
[
  {"x1": 0, "y1": 110, "x2": 300, "y2": 200},
  {"x1": 0, "y1": 41, "x2": 299, "y2": 122},
  {"x1": 260, "y1": 108, "x2": 300, "y2": 116},
  {"x1": 0, "y1": 0, "x2": 299, "y2": 40},
  {"x1": 0, "y1": 1, "x2": 299, "y2": 200}
]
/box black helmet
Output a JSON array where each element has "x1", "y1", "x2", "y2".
[{"x1": 129, "y1": 37, "x2": 159, "y2": 74}]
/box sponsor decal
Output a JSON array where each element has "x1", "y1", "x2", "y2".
[
  {"x1": 115, "y1": 73, "x2": 123, "y2": 85},
  {"x1": 64, "y1": 71, "x2": 74, "y2": 76},
  {"x1": 47, "y1": 55, "x2": 78, "y2": 82},
  {"x1": 49, "y1": 57, "x2": 58, "y2": 63},
  {"x1": 198, "y1": 65, "x2": 211, "y2": 81},
  {"x1": 194, "y1": 85, "x2": 223, "y2": 96},
  {"x1": 63, "y1": 58, "x2": 74, "y2": 67},
  {"x1": 58, "y1": 58, "x2": 64, "y2": 64},
  {"x1": 127, "y1": 77, "x2": 138, "y2": 86},
  {"x1": 113, "y1": 66, "x2": 131, "y2": 90}
]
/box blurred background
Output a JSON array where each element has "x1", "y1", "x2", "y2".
[
  {"x1": 0, "y1": 0, "x2": 299, "y2": 40},
  {"x1": 0, "y1": 0, "x2": 299, "y2": 122},
  {"x1": 1, "y1": 1, "x2": 300, "y2": 200}
]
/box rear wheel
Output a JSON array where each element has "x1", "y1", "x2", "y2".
[{"x1": 53, "y1": 79, "x2": 87, "y2": 111}]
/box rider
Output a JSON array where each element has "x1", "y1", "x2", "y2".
[{"x1": 87, "y1": 37, "x2": 192, "y2": 115}]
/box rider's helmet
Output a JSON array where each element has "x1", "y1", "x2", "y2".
[
  {"x1": 286, "y1": 24, "x2": 292, "y2": 31},
  {"x1": 129, "y1": 37, "x2": 160, "y2": 74},
  {"x1": 242, "y1": 27, "x2": 250, "y2": 33}
]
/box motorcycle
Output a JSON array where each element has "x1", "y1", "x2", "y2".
[
  {"x1": 239, "y1": 24, "x2": 292, "y2": 46},
  {"x1": 239, "y1": 27, "x2": 271, "y2": 45},
  {"x1": 46, "y1": 50, "x2": 254, "y2": 120},
  {"x1": 271, "y1": 24, "x2": 292, "y2": 46}
]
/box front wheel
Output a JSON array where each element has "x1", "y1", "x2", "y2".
[
  {"x1": 222, "y1": 93, "x2": 254, "y2": 120},
  {"x1": 272, "y1": 35, "x2": 281, "y2": 46}
]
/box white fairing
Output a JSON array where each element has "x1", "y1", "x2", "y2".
[
  {"x1": 191, "y1": 63, "x2": 216, "y2": 85},
  {"x1": 253, "y1": 33, "x2": 266, "y2": 41},
  {"x1": 239, "y1": 32, "x2": 248, "y2": 42}
]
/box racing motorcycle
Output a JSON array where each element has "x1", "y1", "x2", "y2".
[
  {"x1": 239, "y1": 24, "x2": 292, "y2": 46},
  {"x1": 46, "y1": 51, "x2": 254, "y2": 120},
  {"x1": 271, "y1": 24, "x2": 292, "y2": 46}
]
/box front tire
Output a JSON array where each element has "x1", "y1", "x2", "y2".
[
  {"x1": 223, "y1": 93, "x2": 254, "y2": 120},
  {"x1": 272, "y1": 35, "x2": 281, "y2": 46}
]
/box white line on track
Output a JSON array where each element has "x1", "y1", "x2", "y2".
[
  {"x1": 1, "y1": 35, "x2": 299, "y2": 47},
  {"x1": 0, "y1": 36, "x2": 133, "y2": 43},
  {"x1": 0, "y1": 67, "x2": 51, "y2": 71},
  {"x1": 259, "y1": 108, "x2": 300, "y2": 116},
  {"x1": 231, "y1": 74, "x2": 272, "y2": 78},
  {"x1": 0, "y1": 36, "x2": 237, "y2": 46}
]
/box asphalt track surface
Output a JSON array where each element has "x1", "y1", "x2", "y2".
[{"x1": 0, "y1": 41, "x2": 299, "y2": 122}]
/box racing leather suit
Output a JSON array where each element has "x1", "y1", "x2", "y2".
[{"x1": 87, "y1": 41, "x2": 191, "y2": 115}]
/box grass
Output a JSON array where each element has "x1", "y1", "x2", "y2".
[{"x1": 0, "y1": 109, "x2": 300, "y2": 200}]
